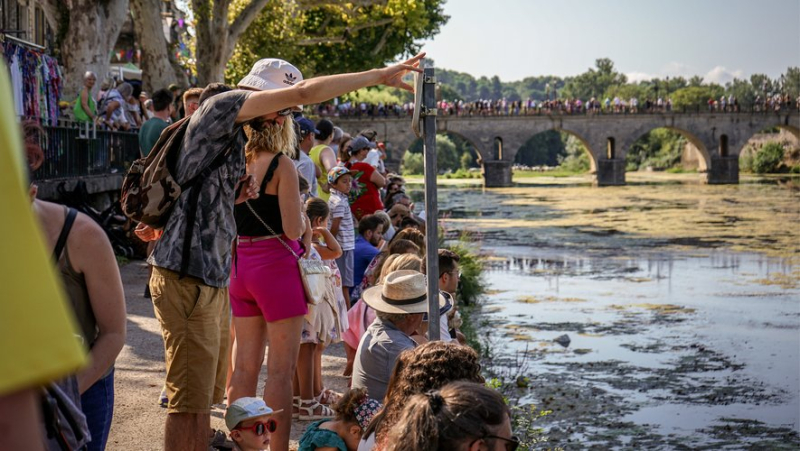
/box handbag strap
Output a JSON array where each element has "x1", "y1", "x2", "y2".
[{"x1": 244, "y1": 200, "x2": 300, "y2": 260}]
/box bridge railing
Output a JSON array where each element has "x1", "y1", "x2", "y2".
[
  {"x1": 319, "y1": 103, "x2": 798, "y2": 120},
  {"x1": 25, "y1": 117, "x2": 140, "y2": 181}
]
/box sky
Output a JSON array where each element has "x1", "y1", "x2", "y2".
[{"x1": 419, "y1": 0, "x2": 800, "y2": 84}]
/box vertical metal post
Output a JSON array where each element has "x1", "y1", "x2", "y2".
[{"x1": 422, "y1": 67, "x2": 440, "y2": 341}]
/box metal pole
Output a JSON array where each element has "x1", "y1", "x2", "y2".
[{"x1": 422, "y1": 67, "x2": 440, "y2": 341}]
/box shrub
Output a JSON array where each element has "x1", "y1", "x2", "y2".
[
  {"x1": 401, "y1": 152, "x2": 424, "y2": 175},
  {"x1": 752, "y1": 142, "x2": 786, "y2": 174}
]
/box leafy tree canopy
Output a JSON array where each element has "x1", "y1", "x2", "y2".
[{"x1": 226, "y1": 0, "x2": 448, "y2": 84}]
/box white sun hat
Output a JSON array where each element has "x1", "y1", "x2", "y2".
[
  {"x1": 238, "y1": 58, "x2": 304, "y2": 111},
  {"x1": 362, "y1": 270, "x2": 446, "y2": 315}
]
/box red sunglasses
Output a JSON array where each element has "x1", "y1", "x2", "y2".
[{"x1": 235, "y1": 419, "x2": 277, "y2": 436}]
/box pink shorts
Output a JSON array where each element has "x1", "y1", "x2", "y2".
[{"x1": 230, "y1": 237, "x2": 308, "y2": 322}]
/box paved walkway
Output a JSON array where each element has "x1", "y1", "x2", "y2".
[{"x1": 108, "y1": 260, "x2": 349, "y2": 450}]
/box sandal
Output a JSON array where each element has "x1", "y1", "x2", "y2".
[
  {"x1": 298, "y1": 399, "x2": 335, "y2": 421},
  {"x1": 315, "y1": 388, "x2": 341, "y2": 405},
  {"x1": 292, "y1": 396, "x2": 301, "y2": 419}
]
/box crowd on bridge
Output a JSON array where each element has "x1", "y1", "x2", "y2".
[
  {"x1": 3, "y1": 53, "x2": 527, "y2": 451},
  {"x1": 314, "y1": 93, "x2": 800, "y2": 120}
]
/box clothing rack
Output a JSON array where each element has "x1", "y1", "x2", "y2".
[{"x1": 1, "y1": 33, "x2": 61, "y2": 124}]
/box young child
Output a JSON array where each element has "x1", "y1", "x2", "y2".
[
  {"x1": 226, "y1": 397, "x2": 281, "y2": 451},
  {"x1": 298, "y1": 388, "x2": 382, "y2": 451},
  {"x1": 307, "y1": 197, "x2": 349, "y2": 404},
  {"x1": 293, "y1": 197, "x2": 343, "y2": 420},
  {"x1": 327, "y1": 166, "x2": 356, "y2": 309}
]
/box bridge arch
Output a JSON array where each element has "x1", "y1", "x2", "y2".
[
  {"x1": 401, "y1": 130, "x2": 482, "y2": 173},
  {"x1": 514, "y1": 129, "x2": 597, "y2": 173},
  {"x1": 622, "y1": 125, "x2": 712, "y2": 173}
]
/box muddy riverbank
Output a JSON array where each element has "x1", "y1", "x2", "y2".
[{"x1": 416, "y1": 172, "x2": 800, "y2": 449}]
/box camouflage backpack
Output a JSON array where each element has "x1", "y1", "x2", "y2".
[{"x1": 121, "y1": 117, "x2": 228, "y2": 229}]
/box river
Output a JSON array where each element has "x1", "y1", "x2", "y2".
[{"x1": 413, "y1": 172, "x2": 800, "y2": 449}]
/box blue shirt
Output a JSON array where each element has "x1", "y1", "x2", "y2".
[{"x1": 354, "y1": 235, "x2": 380, "y2": 288}]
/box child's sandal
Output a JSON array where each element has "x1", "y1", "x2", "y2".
[
  {"x1": 315, "y1": 387, "x2": 341, "y2": 405},
  {"x1": 298, "y1": 399, "x2": 335, "y2": 421}
]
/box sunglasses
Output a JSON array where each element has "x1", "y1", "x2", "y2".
[
  {"x1": 484, "y1": 435, "x2": 520, "y2": 451},
  {"x1": 235, "y1": 419, "x2": 277, "y2": 436},
  {"x1": 277, "y1": 108, "x2": 293, "y2": 117}
]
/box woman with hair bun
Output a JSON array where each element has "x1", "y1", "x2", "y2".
[{"x1": 384, "y1": 381, "x2": 518, "y2": 451}]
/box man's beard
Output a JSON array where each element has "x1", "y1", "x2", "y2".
[{"x1": 244, "y1": 117, "x2": 297, "y2": 161}]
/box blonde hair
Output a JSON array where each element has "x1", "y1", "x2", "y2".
[
  {"x1": 244, "y1": 116, "x2": 297, "y2": 162},
  {"x1": 378, "y1": 254, "x2": 422, "y2": 283}
]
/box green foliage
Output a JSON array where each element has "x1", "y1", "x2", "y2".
[
  {"x1": 407, "y1": 133, "x2": 478, "y2": 173},
  {"x1": 341, "y1": 86, "x2": 404, "y2": 105},
  {"x1": 626, "y1": 129, "x2": 686, "y2": 171},
  {"x1": 442, "y1": 168, "x2": 481, "y2": 179},
  {"x1": 557, "y1": 135, "x2": 591, "y2": 172},
  {"x1": 752, "y1": 142, "x2": 786, "y2": 174},
  {"x1": 460, "y1": 151, "x2": 474, "y2": 171},
  {"x1": 401, "y1": 151, "x2": 424, "y2": 175},
  {"x1": 670, "y1": 85, "x2": 725, "y2": 110},
  {"x1": 561, "y1": 58, "x2": 627, "y2": 100},
  {"x1": 445, "y1": 236, "x2": 486, "y2": 306},
  {"x1": 226, "y1": 0, "x2": 449, "y2": 84},
  {"x1": 515, "y1": 130, "x2": 566, "y2": 167}
]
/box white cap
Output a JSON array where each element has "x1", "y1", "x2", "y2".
[{"x1": 238, "y1": 58, "x2": 304, "y2": 110}]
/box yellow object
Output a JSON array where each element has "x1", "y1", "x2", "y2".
[{"x1": 0, "y1": 61, "x2": 87, "y2": 395}]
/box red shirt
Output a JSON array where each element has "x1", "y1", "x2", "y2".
[{"x1": 347, "y1": 161, "x2": 383, "y2": 220}]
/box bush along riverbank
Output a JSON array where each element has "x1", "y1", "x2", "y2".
[{"x1": 444, "y1": 232, "x2": 556, "y2": 450}]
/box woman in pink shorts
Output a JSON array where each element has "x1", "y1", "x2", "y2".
[{"x1": 227, "y1": 60, "x2": 311, "y2": 451}]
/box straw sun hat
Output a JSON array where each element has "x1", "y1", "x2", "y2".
[{"x1": 362, "y1": 270, "x2": 446, "y2": 315}]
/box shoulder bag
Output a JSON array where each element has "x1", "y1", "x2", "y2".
[{"x1": 244, "y1": 201, "x2": 330, "y2": 305}]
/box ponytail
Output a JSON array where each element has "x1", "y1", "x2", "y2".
[{"x1": 384, "y1": 381, "x2": 509, "y2": 451}]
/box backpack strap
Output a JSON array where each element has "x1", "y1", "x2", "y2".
[{"x1": 53, "y1": 207, "x2": 78, "y2": 262}]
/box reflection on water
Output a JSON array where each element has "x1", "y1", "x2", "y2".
[
  {"x1": 482, "y1": 246, "x2": 800, "y2": 442},
  {"x1": 424, "y1": 177, "x2": 800, "y2": 445}
]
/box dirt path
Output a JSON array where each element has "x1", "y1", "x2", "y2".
[{"x1": 108, "y1": 260, "x2": 349, "y2": 451}]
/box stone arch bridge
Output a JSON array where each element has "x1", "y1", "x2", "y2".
[{"x1": 334, "y1": 112, "x2": 799, "y2": 186}]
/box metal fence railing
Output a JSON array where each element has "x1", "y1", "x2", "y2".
[{"x1": 29, "y1": 119, "x2": 140, "y2": 181}]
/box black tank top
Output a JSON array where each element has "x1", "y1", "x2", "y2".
[{"x1": 235, "y1": 154, "x2": 284, "y2": 236}]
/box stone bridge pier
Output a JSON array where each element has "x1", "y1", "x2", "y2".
[{"x1": 333, "y1": 112, "x2": 799, "y2": 188}]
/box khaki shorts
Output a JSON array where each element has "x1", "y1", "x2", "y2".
[{"x1": 150, "y1": 267, "x2": 230, "y2": 414}]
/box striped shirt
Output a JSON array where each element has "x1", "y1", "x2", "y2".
[{"x1": 329, "y1": 189, "x2": 355, "y2": 250}]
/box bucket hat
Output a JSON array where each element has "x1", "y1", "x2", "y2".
[
  {"x1": 362, "y1": 270, "x2": 446, "y2": 315},
  {"x1": 238, "y1": 58, "x2": 304, "y2": 111}
]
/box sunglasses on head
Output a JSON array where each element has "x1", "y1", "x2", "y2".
[
  {"x1": 483, "y1": 435, "x2": 520, "y2": 451},
  {"x1": 235, "y1": 419, "x2": 277, "y2": 436},
  {"x1": 277, "y1": 108, "x2": 293, "y2": 117}
]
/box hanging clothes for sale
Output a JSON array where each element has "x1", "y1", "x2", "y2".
[{"x1": 1, "y1": 35, "x2": 63, "y2": 124}]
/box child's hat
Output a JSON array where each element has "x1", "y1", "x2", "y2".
[
  {"x1": 354, "y1": 397, "x2": 382, "y2": 430},
  {"x1": 327, "y1": 166, "x2": 356, "y2": 185},
  {"x1": 225, "y1": 397, "x2": 281, "y2": 430}
]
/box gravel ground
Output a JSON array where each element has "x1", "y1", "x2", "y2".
[{"x1": 108, "y1": 260, "x2": 349, "y2": 451}]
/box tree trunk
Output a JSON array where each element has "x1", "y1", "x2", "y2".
[
  {"x1": 59, "y1": 0, "x2": 129, "y2": 101},
  {"x1": 193, "y1": 0, "x2": 271, "y2": 86},
  {"x1": 131, "y1": 0, "x2": 188, "y2": 92}
]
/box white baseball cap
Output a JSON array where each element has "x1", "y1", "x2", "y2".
[{"x1": 238, "y1": 58, "x2": 304, "y2": 111}]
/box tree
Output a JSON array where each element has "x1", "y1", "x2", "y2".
[
  {"x1": 561, "y1": 58, "x2": 627, "y2": 100},
  {"x1": 670, "y1": 85, "x2": 724, "y2": 110},
  {"x1": 515, "y1": 131, "x2": 565, "y2": 167},
  {"x1": 784, "y1": 67, "x2": 800, "y2": 97},
  {"x1": 752, "y1": 142, "x2": 785, "y2": 174},
  {"x1": 48, "y1": 0, "x2": 129, "y2": 99},
  {"x1": 224, "y1": 0, "x2": 448, "y2": 85},
  {"x1": 131, "y1": 0, "x2": 188, "y2": 92}
]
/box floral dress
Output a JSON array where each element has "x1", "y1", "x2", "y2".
[{"x1": 300, "y1": 244, "x2": 349, "y2": 345}]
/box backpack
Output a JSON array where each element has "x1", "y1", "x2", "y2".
[{"x1": 120, "y1": 117, "x2": 227, "y2": 229}]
